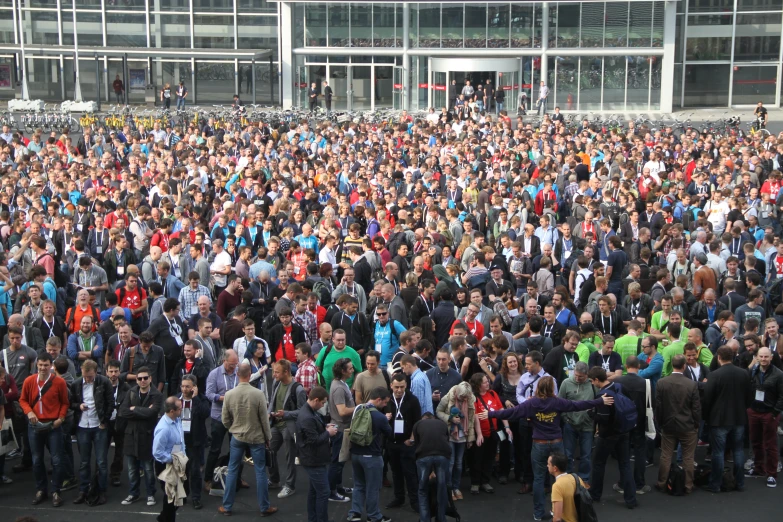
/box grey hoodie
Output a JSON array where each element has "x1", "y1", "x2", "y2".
[{"x1": 557, "y1": 376, "x2": 597, "y2": 431}]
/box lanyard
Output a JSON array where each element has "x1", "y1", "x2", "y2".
[
  {"x1": 544, "y1": 324, "x2": 554, "y2": 338},
  {"x1": 96, "y1": 229, "x2": 104, "y2": 245},
  {"x1": 165, "y1": 315, "x2": 181, "y2": 338},
  {"x1": 223, "y1": 372, "x2": 237, "y2": 391},
  {"x1": 602, "y1": 314, "x2": 612, "y2": 334},
  {"x1": 393, "y1": 395, "x2": 404, "y2": 419},
  {"x1": 420, "y1": 295, "x2": 432, "y2": 314},
  {"x1": 37, "y1": 374, "x2": 51, "y2": 414},
  {"x1": 41, "y1": 317, "x2": 55, "y2": 338}
]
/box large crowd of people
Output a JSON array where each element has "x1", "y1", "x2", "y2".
[{"x1": 0, "y1": 105, "x2": 782, "y2": 522}]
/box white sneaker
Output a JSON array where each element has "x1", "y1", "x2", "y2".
[
  {"x1": 278, "y1": 486, "x2": 295, "y2": 499},
  {"x1": 146, "y1": 496, "x2": 156, "y2": 506},
  {"x1": 744, "y1": 458, "x2": 755, "y2": 471}
]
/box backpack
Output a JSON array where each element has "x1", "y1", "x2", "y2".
[
  {"x1": 765, "y1": 277, "x2": 783, "y2": 310},
  {"x1": 666, "y1": 464, "x2": 686, "y2": 496},
  {"x1": 607, "y1": 384, "x2": 638, "y2": 434},
  {"x1": 36, "y1": 253, "x2": 69, "y2": 288},
  {"x1": 65, "y1": 304, "x2": 100, "y2": 333},
  {"x1": 349, "y1": 404, "x2": 377, "y2": 446},
  {"x1": 603, "y1": 203, "x2": 621, "y2": 230},
  {"x1": 261, "y1": 308, "x2": 279, "y2": 339},
  {"x1": 312, "y1": 279, "x2": 332, "y2": 306},
  {"x1": 316, "y1": 344, "x2": 333, "y2": 387},
  {"x1": 571, "y1": 473, "x2": 598, "y2": 522}
]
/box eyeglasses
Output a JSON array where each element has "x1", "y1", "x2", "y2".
[
  {"x1": 377, "y1": 312, "x2": 388, "y2": 316},
  {"x1": 137, "y1": 376, "x2": 150, "y2": 381}
]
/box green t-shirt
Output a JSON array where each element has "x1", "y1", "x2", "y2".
[
  {"x1": 315, "y1": 345, "x2": 363, "y2": 390},
  {"x1": 696, "y1": 343, "x2": 713, "y2": 367},
  {"x1": 575, "y1": 340, "x2": 598, "y2": 366},
  {"x1": 662, "y1": 340, "x2": 686, "y2": 377},
  {"x1": 614, "y1": 334, "x2": 641, "y2": 372}
]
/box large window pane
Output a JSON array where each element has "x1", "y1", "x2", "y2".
[
  {"x1": 238, "y1": 16, "x2": 278, "y2": 59},
  {"x1": 735, "y1": 13, "x2": 782, "y2": 62},
  {"x1": 580, "y1": 2, "x2": 603, "y2": 48},
  {"x1": 237, "y1": 0, "x2": 276, "y2": 14},
  {"x1": 305, "y1": 4, "x2": 327, "y2": 47},
  {"x1": 351, "y1": 6, "x2": 372, "y2": 47},
  {"x1": 737, "y1": 0, "x2": 782, "y2": 11},
  {"x1": 418, "y1": 4, "x2": 440, "y2": 48},
  {"x1": 105, "y1": 14, "x2": 147, "y2": 47},
  {"x1": 629, "y1": 1, "x2": 653, "y2": 47},
  {"x1": 151, "y1": 14, "x2": 191, "y2": 48},
  {"x1": 395, "y1": 5, "x2": 403, "y2": 47},
  {"x1": 102, "y1": 0, "x2": 144, "y2": 9},
  {"x1": 650, "y1": 56, "x2": 662, "y2": 110},
  {"x1": 26, "y1": 58, "x2": 61, "y2": 100},
  {"x1": 686, "y1": 14, "x2": 733, "y2": 60},
  {"x1": 488, "y1": 4, "x2": 509, "y2": 48},
  {"x1": 148, "y1": 0, "x2": 189, "y2": 12},
  {"x1": 605, "y1": 2, "x2": 629, "y2": 48},
  {"x1": 195, "y1": 61, "x2": 235, "y2": 104},
  {"x1": 0, "y1": 15, "x2": 13, "y2": 45},
  {"x1": 374, "y1": 4, "x2": 396, "y2": 48},
  {"x1": 675, "y1": 15, "x2": 684, "y2": 62},
  {"x1": 62, "y1": 12, "x2": 103, "y2": 47},
  {"x1": 673, "y1": 64, "x2": 683, "y2": 108},
  {"x1": 684, "y1": 63, "x2": 729, "y2": 106},
  {"x1": 603, "y1": 57, "x2": 626, "y2": 111},
  {"x1": 465, "y1": 4, "x2": 487, "y2": 48},
  {"x1": 193, "y1": 0, "x2": 233, "y2": 13},
  {"x1": 554, "y1": 58, "x2": 577, "y2": 110},
  {"x1": 579, "y1": 56, "x2": 602, "y2": 111},
  {"x1": 193, "y1": 15, "x2": 234, "y2": 49},
  {"x1": 510, "y1": 4, "x2": 533, "y2": 48},
  {"x1": 652, "y1": 1, "x2": 664, "y2": 47},
  {"x1": 555, "y1": 3, "x2": 579, "y2": 48},
  {"x1": 687, "y1": 0, "x2": 734, "y2": 12},
  {"x1": 329, "y1": 5, "x2": 349, "y2": 47},
  {"x1": 442, "y1": 5, "x2": 463, "y2": 48},
  {"x1": 627, "y1": 56, "x2": 650, "y2": 110},
  {"x1": 732, "y1": 66, "x2": 777, "y2": 105},
  {"x1": 23, "y1": 10, "x2": 59, "y2": 45}
]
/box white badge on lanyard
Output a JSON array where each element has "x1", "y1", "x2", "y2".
[
  {"x1": 182, "y1": 401, "x2": 192, "y2": 432},
  {"x1": 755, "y1": 390, "x2": 765, "y2": 402},
  {"x1": 394, "y1": 395, "x2": 405, "y2": 434}
]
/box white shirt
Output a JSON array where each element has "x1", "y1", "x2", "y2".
[
  {"x1": 705, "y1": 200, "x2": 729, "y2": 232},
  {"x1": 319, "y1": 246, "x2": 337, "y2": 266},
  {"x1": 79, "y1": 380, "x2": 101, "y2": 429},
  {"x1": 233, "y1": 335, "x2": 271, "y2": 361},
  {"x1": 210, "y1": 250, "x2": 232, "y2": 287}
]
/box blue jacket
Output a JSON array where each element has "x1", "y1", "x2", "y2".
[
  {"x1": 373, "y1": 320, "x2": 406, "y2": 367},
  {"x1": 639, "y1": 352, "x2": 664, "y2": 394},
  {"x1": 66, "y1": 332, "x2": 104, "y2": 373}
]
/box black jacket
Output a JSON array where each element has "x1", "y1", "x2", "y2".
[
  {"x1": 689, "y1": 301, "x2": 727, "y2": 332},
  {"x1": 70, "y1": 374, "x2": 115, "y2": 426},
  {"x1": 330, "y1": 311, "x2": 372, "y2": 354},
  {"x1": 410, "y1": 295, "x2": 435, "y2": 327},
  {"x1": 118, "y1": 385, "x2": 164, "y2": 459},
  {"x1": 387, "y1": 390, "x2": 422, "y2": 445},
  {"x1": 111, "y1": 380, "x2": 131, "y2": 431},
  {"x1": 295, "y1": 402, "x2": 332, "y2": 467},
  {"x1": 180, "y1": 393, "x2": 211, "y2": 446},
  {"x1": 353, "y1": 257, "x2": 373, "y2": 297},
  {"x1": 267, "y1": 322, "x2": 308, "y2": 362},
  {"x1": 622, "y1": 294, "x2": 655, "y2": 322},
  {"x1": 168, "y1": 358, "x2": 210, "y2": 397},
  {"x1": 432, "y1": 300, "x2": 456, "y2": 348},
  {"x1": 542, "y1": 320, "x2": 566, "y2": 350},
  {"x1": 704, "y1": 363, "x2": 751, "y2": 426},
  {"x1": 543, "y1": 345, "x2": 579, "y2": 386},
  {"x1": 749, "y1": 364, "x2": 783, "y2": 415}
]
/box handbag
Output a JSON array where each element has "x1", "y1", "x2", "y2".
[
  {"x1": 338, "y1": 428, "x2": 352, "y2": 463},
  {"x1": 0, "y1": 418, "x2": 19, "y2": 455},
  {"x1": 644, "y1": 379, "x2": 656, "y2": 440}
]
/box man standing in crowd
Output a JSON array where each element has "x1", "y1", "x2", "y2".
[
  {"x1": 268, "y1": 359, "x2": 307, "y2": 499},
  {"x1": 178, "y1": 373, "x2": 210, "y2": 509},
  {"x1": 386, "y1": 373, "x2": 421, "y2": 512},
  {"x1": 747, "y1": 347, "x2": 783, "y2": 487}
]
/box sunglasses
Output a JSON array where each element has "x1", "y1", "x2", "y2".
[
  {"x1": 137, "y1": 376, "x2": 150, "y2": 381},
  {"x1": 377, "y1": 312, "x2": 388, "y2": 316}
]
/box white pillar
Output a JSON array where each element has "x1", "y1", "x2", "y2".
[
  {"x1": 660, "y1": 0, "x2": 677, "y2": 113},
  {"x1": 403, "y1": 3, "x2": 410, "y2": 111},
  {"x1": 280, "y1": 1, "x2": 294, "y2": 108},
  {"x1": 540, "y1": 2, "x2": 549, "y2": 94}
]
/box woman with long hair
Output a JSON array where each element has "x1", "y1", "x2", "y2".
[
  {"x1": 493, "y1": 352, "x2": 525, "y2": 484},
  {"x1": 418, "y1": 316, "x2": 437, "y2": 347},
  {"x1": 435, "y1": 381, "x2": 480, "y2": 501},
  {"x1": 485, "y1": 376, "x2": 613, "y2": 521},
  {"x1": 468, "y1": 372, "x2": 511, "y2": 495}
]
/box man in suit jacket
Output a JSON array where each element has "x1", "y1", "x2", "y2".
[
  {"x1": 86, "y1": 215, "x2": 111, "y2": 264},
  {"x1": 719, "y1": 279, "x2": 746, "y2": 313},
  {"x1": 703, "y1": 346, "x2": 751, "y2": 492},
  {"x1": 617, "y1": 210, "x2": 642, "y2": 247},
  {"x1": 520, "y1": 225, "x2": 541, "y2": 260},
  {"x1": 349, "y1": 248, "x2": 373, "y2": 297},
  {"x1": 655, "y1": 354, "x2": 701, "y2": 494}
]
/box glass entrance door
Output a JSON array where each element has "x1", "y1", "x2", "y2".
[
  {"x1": 496, "y1": 71, "x2": 519, "y2": 115},
  {"x1": 296, "y1": 65, "x2": 307, "y2": 108},
  {"x1": 432, "y1": 71, "x2": 447, "y2": 110}
]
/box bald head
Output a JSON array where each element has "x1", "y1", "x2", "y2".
[{"x1": 8, "y1": 314, "x2": 23, "y2": 328}]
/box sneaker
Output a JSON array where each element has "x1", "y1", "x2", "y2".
[
  {"x1": 453, "y1": 489, "x2": 463, "y2": 500},
  {"x1": 470, "y1": 485, "x2": 479, "y2": 495},
  {"x1": 329, "y1": 493, "x2": 349, "y2": 503},
  {"x1": 636, "y1": 485, "x2": 651, "y2": 494},
  {"x1": 697, "y1": 441, "x2": 709, "y2": 447},
  {"x1": 744, "y1": 458, "x2": 755, "y2": 471},
  {"x1": 612, "y1": 483, "x2": 624, "y2": 494},
  {"x1": 533, "y1": 515, "x2": 553, "y2": 521},
  {"x1": 380, "y1": 517, "x2": 392, "y2": 522},
  {"x1": 0, "y1": 476, "x2": 12, "y2": 485},
  {"x1": 52, "y1": 492, "x2": 63, "y2": 507},
  {"x1": 6, "y1": 449, "x2": 21, "y2": 459},
  {"x1": 147, "y1": 495, "x2": 156, "y2": 506},
  {"x1": 346, "y1": 515, "x2": 362, "y2": 522},
  {"x1": 268, "y1": 480, "x2": 281, "y2": 490},
  {"x1": 244, "y1": 456, "x2": 254, "y2": 465},
  {"x1": 339, "y1": 487, "x2": 353, "y2": 494},
  {"x1": 278, "y1": 486, "x2": 295, "y2": 499},
  {"x1": 767, "y1": 477, "x2": 777, "y2": 488},
  {"x1": 646, "y1": 460, "x2": 654, "y2": 468},
  {"x1": 498, "y1": 476, "x2": 508, "y2": 485},
  {"x1": 480, "y1": 483, "x2": 494, "y2": 493},
  {"x1": 61, "y1": 478, "x2": 78, "y2": 491},
  {"x1": 121, "y1": 495, "x2": 139, "y2": 505},
  {"x1": 745, "y1": 468, "x2": 764, "y2": 478}
]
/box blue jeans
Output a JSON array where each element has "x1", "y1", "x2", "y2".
[
  {"x1": 496, "y1": 102, "x2": 504, "y2": 114},
  {"x1": 531, "y1": 440, "x2": 564, "y2": 519},
  {"x1": 349, "y1": 454, "x2": 383, "y2": 522},
  {"x1": 537, "y1": 98, "x2": 548, "y2": 115},
  {"x1": 77, "y1": 426, "x2": 109, "y2": 493},
  {"x1": 222, "y1": 437, "x2": 269, "y2": 512},
  {"x1": 328, "y1": 430, "x2": 346, "y2": 494},
  {"x1": 29, "y1": 424, "x2": 63, "y2": 494},
  {"x1": 563, "y1": 424, "x2": 593, "y2": 481},
  {"x1": 448, "y1": 441, "x2": 465, "y2": 490},
  {"x1": 304, "y1": 465, "x2": 330, "y2": 522},
  {"x1": 417, "y1": 455, "x2": 449, "y2": 522},
  {"x1": 591, "y1": 433, "x2": 636, "y2": 506},
  {"x1": 710, "y1": 426, "x2": 745, "y2": 491},
  {"x1": 176, "y1": 98, "x2": 185, "y2": 111},
  {"x1": 126, "y1": 455, "x2": 156, "y2": 498}
]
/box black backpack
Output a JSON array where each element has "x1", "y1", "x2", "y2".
[
  {"x1": 261, "y1": 308, "x2": 279, "y2": 339},
  {"x1": 571, "y1": 473, "x2": 597, "y2": 522},
  {"x1": 666, "y1": 464, "x2": 686, "y2": 496},
  {"x1": 428, "y1": 476, "x2": 460, "y2": 521}
]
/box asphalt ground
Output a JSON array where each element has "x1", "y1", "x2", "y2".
[{"x1": 0, "y1": 437, "x2": 778, "y2": 522}]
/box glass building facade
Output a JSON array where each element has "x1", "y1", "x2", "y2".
[{"x1": 0, "y1": 0, "x2": 781, "y2": 111}]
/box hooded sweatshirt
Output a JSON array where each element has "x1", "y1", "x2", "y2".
[{"x1": 557, "y1": 376, "x2": 597, "y2": 431}]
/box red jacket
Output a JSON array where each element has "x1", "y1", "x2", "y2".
[{"x1": 20, "y1": 374, "x2": 70, "y2": 423}]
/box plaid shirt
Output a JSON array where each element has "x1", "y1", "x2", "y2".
[
  {"x1": 294, "y1": 310, "x2": 318, "y2": 344},
  {"x1": 295, "y1": 357, "x2": 318, "y2": 394},
  {"x1": 564, "y1": 181, "x2": 579, "y2": 202},
  {"x1": 178, "y1": 284, "x2": 212, "y2": 321}
]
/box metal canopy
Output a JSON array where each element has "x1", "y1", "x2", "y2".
[{"x1": 0, "y1": 45, "x2": 272, "y2": 60}]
